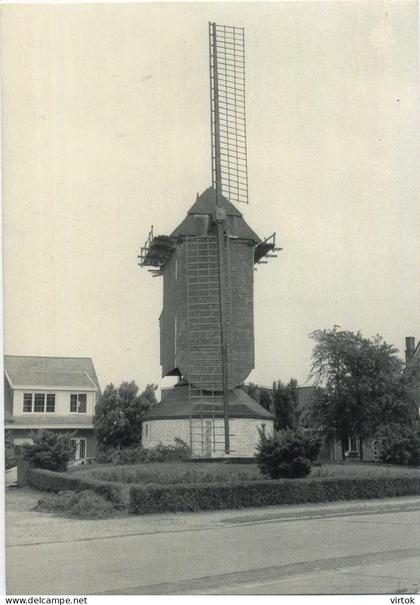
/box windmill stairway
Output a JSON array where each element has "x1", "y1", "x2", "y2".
[{"x1": 185, "y1": 234, "x2": 234, "y2": 457}]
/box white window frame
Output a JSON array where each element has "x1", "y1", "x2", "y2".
[
  {"x1": 70, "y1": 393, "x2": 87, "y2": 414},
  {"x1": 23, "y1": 393, "x2": 33, "y2": 413},
  {"x1": 347, "y1": 435, "x2": 359, "y2": 453},
  {"x1": 70, "y1": 438, "x2": 87, "y2": 461},
  {"x1": 23, "y1": 392, "x2": 56, "y2": 414}
]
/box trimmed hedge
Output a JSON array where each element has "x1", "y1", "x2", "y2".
[
  {"x1": 27, "y1": 468, "x2": 126, "y2": 510},
  {"x1": 129, "y1": 476, "x2": 420, "y2": 514}
]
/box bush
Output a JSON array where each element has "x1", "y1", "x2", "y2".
[
  {"x1": 255, "y1": 429, "x2": 314, "y2": 479},
  {"x1": 376, "y1": 423, "x2": 420, "y2": 466},
  {"x1": 129, "y1": 476, "x2": 420, "y2": 515},
  {"x1": 22, "y1": 430, "x2": 77, "y2": 472},
  {"x1": 27, "y1": 467, "x2": 126, "y2": 510},
  {"x1": 144, "y1": 440, "x2": 191, "y2": 462},
  {"x1": 302, "y1": 431, "x2": 322, "y2": 462},
  {"x1": 5, "y1": 432, "x2": 17, "y2": 470},
  {"x1": 98, "y1": 439, "x2": 191, "y2": 465},
  {"x1": 36, "y1": 489, "x2": 117, "y2": 518},
  {"x1": 35, "y1": 490, "x2": 77, "y2": 513},
  {"x1": 97, "y1": 446, "x2": 145, "y2": 465}
]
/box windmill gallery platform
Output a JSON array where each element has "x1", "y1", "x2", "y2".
[{"x1": 139, "y1": 187, "x2": 277, "y2": 458}]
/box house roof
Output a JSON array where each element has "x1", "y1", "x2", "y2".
[
  {"x1": 5, "y1": 415, "x2": 94, "y2": 429},
  {"x1": 144, "y1": 384, "x2": 274, "y2": 421},
  {"x1": 4, "y1": 356, "x2": 100, "y2": 392}
]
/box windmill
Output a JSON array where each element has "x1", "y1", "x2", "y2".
[{"x1": 139, "y1": 23, "x2": 279, "y2": 458}]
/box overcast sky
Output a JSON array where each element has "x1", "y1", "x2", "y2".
[{"x1": 2, "y1": 2, "x2": 420, "y2": 392}]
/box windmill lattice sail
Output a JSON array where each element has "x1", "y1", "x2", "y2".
[{"x1": 209, "y1": 22, "x2": 248, "y2": 205}]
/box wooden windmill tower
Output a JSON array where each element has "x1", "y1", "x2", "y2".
[{"x1": 139, "y1": 23, "x2": 279, "y2": 458}]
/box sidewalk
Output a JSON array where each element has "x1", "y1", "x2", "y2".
[{"x1": 6, "y1": 485, "x2": 420, "y2": 547}]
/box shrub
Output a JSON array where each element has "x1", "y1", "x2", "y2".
[
  {"x1": 129, "y1": 476, "x2": 420, "y2": 515},
  {"x1": 144, "y1": 440, "x2": 191, "y2": 462},
  {"x1": 22, "y1": 430, "x2": 77, "y2": 472},
  {"x1": 97, "y1": 446, "x2": 146, "y2": 465},
  {"x1": 35, "y1": 490, "x2": 77, "y2": 513},
  {"x1": 27, "y1": 468, "x2": 126, "y2": 510},
  {"x1": 36, "y1": 489, "x2": 117, "y2": 518},
  {"x1": 98, "y1": 439, "x2": 191, "y2": 465},
  {"x1": 376, "y1": 423, "x2": 420, "y2": 466},
  {"x1": 255, "y1": 429, "x2": 313, "y2": 479},
  {"x1": 302, "y1": 431, "x2": 322, "y2": 462},
  {"x1": 5, "y1": 432, "x2": 17, "y2": 470}
]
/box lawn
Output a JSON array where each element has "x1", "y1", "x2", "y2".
[{"x1": 73, "y1": 461, "x2": 420, "y2": 486}]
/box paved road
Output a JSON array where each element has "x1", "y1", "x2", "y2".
[{"x1": 6, "y1": 490, "x2": 420, "y2": 595}]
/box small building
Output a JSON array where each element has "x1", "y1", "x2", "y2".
[
  {"x1": 142, "y1": 383, "x2": 273, "y2": 458},
  {"x1": 4, "y1": 355, "x2": 100, "y2": 461}
]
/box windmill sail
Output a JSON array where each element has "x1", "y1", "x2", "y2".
[{"x1": 209, "y1": 22, "x2": 248, "y2": 205}]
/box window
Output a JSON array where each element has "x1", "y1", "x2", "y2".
[
  {"x1": 70, "y1": 438, "x2": 87, "y2": 461},
  {"x1": 23, "y1": 393, "x2": 56, "y2": 413},
  {"x1": 70, "y1": 393, "x2": 87, "y2": 413},
  {"x1": 145, "y1": 424, "x2": 148, "y2": 438},
  {"x1": 34, "y1": 393, "x2": 45, "y2": 413},
  {"x1": 23, "y1": 393, "x2": 33, "y2": 413},
  {"x1": 46, "y1": 394, "x2": 55, "y2": 413},
  {"x1": 261, "y1": 423, "x2": 266, "y2": 436},
  {"x1": 347, "y1": 435, "x2": 359, "y2": 453}
]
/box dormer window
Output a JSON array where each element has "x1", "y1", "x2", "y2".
[
  {"x1": 34, "y1": 393, "x2": 45, "y2": 412},
  {"x1": 70, "y1": 393, "x2": 87, "y2": 414},
  {"x1": 23, "y1": 393, "x2": 33, "y2": 413},
  {"x1": 46, "y1": 394, "x2": 55, "y2": 413},
  {"x1": 23, "y1": 393, "x2": 55, "y2": 413}
]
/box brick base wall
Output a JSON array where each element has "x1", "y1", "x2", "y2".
[{"x1": 142, "y1": 417, "x2": 273, "y2": 458}]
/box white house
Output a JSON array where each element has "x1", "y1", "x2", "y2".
[{"x1": 4, "y1": 355, "x2": 100, "y2": 461}]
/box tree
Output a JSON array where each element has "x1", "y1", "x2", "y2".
[
  {"x1": 271, "y1": 379, "x2": 300, "y2": 431},
  {"x1": 243, "y1": 382, "x2": 258, "y2": 402},
  {"x1": 242, "y1": 383, "x2": 272, "y2": 412},
  {"x1": 308, "y1": 328, "x2": 418, "y2": 460},
  {"x1": 376, "y1": 422, "x2": 420, "y2": 466},
  {"x1": 259, "y1": 389, "x2": 272, "y2": 412},
  {"x1": 94, "y1": 381, "x2": 157, "y2": 449}
]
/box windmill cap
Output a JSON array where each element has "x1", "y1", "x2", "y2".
[
  {"x1": 170, "y1": 187, "x2": 261, "y2": 243},
  {"x1": 187, "y1": 187, "x2": 243, "y2": 217}
]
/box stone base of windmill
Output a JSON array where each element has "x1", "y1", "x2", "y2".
[{"x1": 142, "y1": 384, "x2": 274, "y2": 459}]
